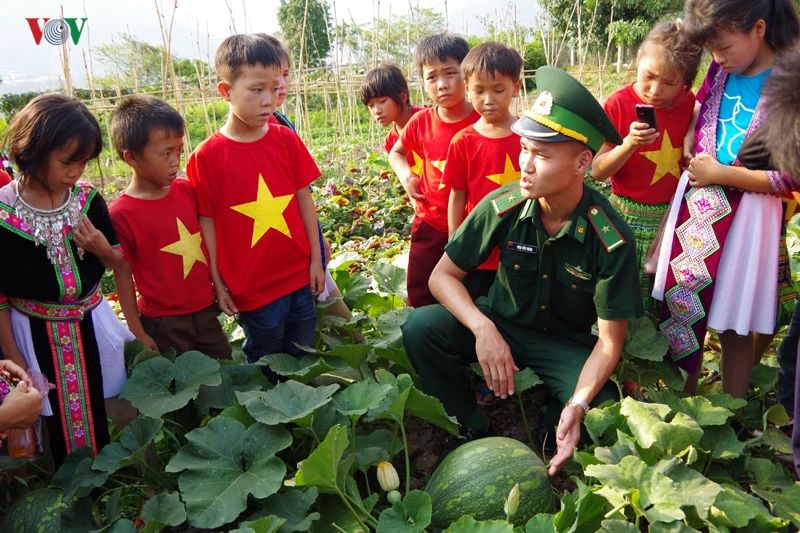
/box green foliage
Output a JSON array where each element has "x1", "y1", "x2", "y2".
[{"x1": 277, "y1": 0, "x2": 331, "y2": 68}]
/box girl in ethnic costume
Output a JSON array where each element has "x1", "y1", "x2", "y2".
[
  {"x1": 0, "y1": 94, "x2": 136, "y2": 467},
  {"x1": 653, "y1": 0, "x2": 800, "y2": 400},
  {"x1": 592, "y1": 20, "x2": 702, "y2": 314}
]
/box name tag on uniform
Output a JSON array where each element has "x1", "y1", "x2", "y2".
[{"x1": 508, "y1": 241, "x2": 537, "y2": 254}]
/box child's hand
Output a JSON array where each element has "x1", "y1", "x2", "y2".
[
  {"x1": 625, "y1": 122, "x2": 659, "y2": 147},
  {"x1": 138, "y1": 333, "x2": 160, "y2": 353},
  {"x1": 688, "y1": 153, "x2": 722, "y2": 187},
  {"x1": 215, "y1": 282, "x2": 238, "y2": 316},
  {"x1": 73, "y1": 216, "x2": 111, "y2": 257},
  {"x1": 402, "y1": 175, "x2": 425, "y2": 209},
  {"x1": 1, "y1": 382, "x2": 43, "y2": 430},
  {"x1": 309, "y1": 262, "x2": 325, "y2": 297},
  {"x1": 683, "y1": 132, "x2": 697, "y2": 169},
  {"x1": 0, "y1": 360, "x2": 31, "y2": 387}
]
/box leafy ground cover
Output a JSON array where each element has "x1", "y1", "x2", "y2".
[{"x1": 1, "y1": 149, "x2": 798, "y2": 533}]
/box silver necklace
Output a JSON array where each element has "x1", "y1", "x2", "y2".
[{"x1": 13, "y1": 180, "x2": 85, "y2": 265}]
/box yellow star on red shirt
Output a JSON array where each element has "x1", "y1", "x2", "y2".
[
  {"x1": 486, "y1": 154, "x2": 521, "y2": 186},
  {"x1": 430, "y1": 160, "x2": 448, "y2": 190},
  {"x1": 410, "y1": 150, "x2": 424, "y2": 177},
  {"x1": 640, "y1": 130, "x2": 682, "y2": 185},
  {"x1": 231, "y1": 174, "x2": 293, "y2": 247},
  {"x1": 160, "y1": 219, "x2": 207, "y2": 279}
]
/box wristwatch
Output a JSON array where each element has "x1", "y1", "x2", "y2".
[{"x1": 566, "y1": 396, "x2": 590, "y2": 417}]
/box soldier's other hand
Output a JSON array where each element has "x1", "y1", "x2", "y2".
[
  {"x1": 474, "y1": 321, "x2": 518, "y2": 399},
  {"x1": 549, "y1": 403, "x2": 583, "y2": 476}
]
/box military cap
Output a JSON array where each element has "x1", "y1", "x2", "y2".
[{"x1": 512, "y1": 66, "x2": 623, "y2": 152}]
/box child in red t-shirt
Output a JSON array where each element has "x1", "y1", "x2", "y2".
[
  {"x1": 442, "y1": 42, "x2": 523, "y2": 301},
  {"x1": 389, "y1": 34, "x2": 480, "y2": 308},
  {"x1": 109, "y1": 95, "x2": 231, "y2": 359},
  {"x1": 0, "y1": 151, "x2": 12, "y2": 186},
  {"x1": 591, "y1": 20, "x2": 702, "y2": 314},
  {"x1": 187, "y1": 34, "x2": 324, "y2": 366},
  {"x1": 360, "y1": 64, "x2": 424, "y2": 164}
]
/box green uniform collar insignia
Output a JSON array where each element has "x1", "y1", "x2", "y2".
[
  {"x1": 574, "y1": 215, "x2": 587, "y2": 244},
  {"x1": 587, "y1": 206, "x2": 625, "y2": 252},
  {"x1": 492, "y1": 186, "x2": 526, "y2": 216}
]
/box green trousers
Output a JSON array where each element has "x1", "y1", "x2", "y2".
[{"x1": 402, "y1": 303, "x2": 619, "y2": 431}]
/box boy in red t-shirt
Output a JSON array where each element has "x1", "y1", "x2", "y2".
[
  {"x1": 109, "y1": 95, "x2": 231, "y2": 359},
  {"x1": 0, "y1": 151, "x2": 12, "y2": 186},
  {"x1": 442, "y1": 42, "x2": 523, "y2": 300},
  {"x1": 389, "y1": 33, "x2": 480, "y2": 308},
  {"x1": 360, "y1": 64, "x2": 424, "y2": 164},
  {"x1": 187, "y1": 34, "x2": 324, "y2": 365}
]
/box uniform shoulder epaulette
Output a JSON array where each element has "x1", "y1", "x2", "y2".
[
  {"x1": 587, "y1": 206, "x2": 625, "y2": 252},
  {"x1": 491, "y1": 186, "x2": 525, "y2": 216}
]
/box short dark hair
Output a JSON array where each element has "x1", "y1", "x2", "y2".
[
  {"x1": 739, "y1": 43, "x2": 800, "y2": 176},
  {"x1": 413, "y1": 33, "x2": 470, "y2": 74},
  {"x1": 461, "y1": 41, "x2": 523, "y2": 82},
  {"x1": 360, "y1": 64, "x2": 412, "y2": 107},
  {"x1": 111, "y1": 95, "x2": 185, "y2": 159},
  {"x1": 256, "y1": 33, "x2": 291, "y2": 65},
  {"x1": 683, "y1": 0, "x2": 800, "y2": 51},
  {"x1": 215, "y1": 33, "x2": 281, "y2": 84},
  {"x1": 4, "y1": 93, "x2": 102, "y2": 189},
  {"x1": 638, "y1": 19, "x2": 703, "y2": 91}
]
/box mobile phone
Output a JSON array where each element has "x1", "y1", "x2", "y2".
[{"x1": 635, "y1": 104, "x2": 658, "y2": 131}]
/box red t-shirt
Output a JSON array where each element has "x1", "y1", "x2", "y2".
[
  {"x1": 384, "y1": 107, "x2": 426, "y2": 167},
  {"x1": 109, "y1": 178, "x2": 215, "y2": 317},
  {"x1": 602, "y1": 84, "x2": 696, "y2": 205},
  {"x1": 187, "y1": 126, "x2": 321, "y2": 312},
  {"x1": 399, "y1": 107, "x2": 481, "y2": 232},
  {"x1": 0, "y1": 171, "x2": 11, "y2": 187},
  {"x1": 442, "y1": 126, "x2": 522, "y2": 270}
]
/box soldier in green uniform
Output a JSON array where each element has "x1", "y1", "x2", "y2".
[{"x1": 402, "y1": 66, "x2": 644, "y2": 475}]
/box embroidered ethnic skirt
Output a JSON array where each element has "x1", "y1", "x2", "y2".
[{"x1": 609, "y1": 194, "x2": 669, "y2": 316}]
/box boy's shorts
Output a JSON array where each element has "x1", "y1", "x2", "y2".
[
  {"x1": 140, "y1": 303, "x2": 232, "y2": 360},
  {"x1": 236, "y1": 285, "x2": 317, "y2": 364}
]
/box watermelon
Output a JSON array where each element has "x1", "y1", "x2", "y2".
[
  {"x1": 1, "y1": 488, "x2": 63, "y2": 533},
  {"x1": 425, "y1": 437, "x2": 555, "y2": 528}
]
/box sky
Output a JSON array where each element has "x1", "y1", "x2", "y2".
[{"x1": 0, "y1": 0, "x2": 540, "y2": 95}]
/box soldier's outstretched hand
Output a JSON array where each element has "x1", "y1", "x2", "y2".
[
  {"x1": 474, "y1": 321, "x2": 518, "y2": 399},
  {"x1": 549, "y1": 403, "x2": 583, "y2": 475}
]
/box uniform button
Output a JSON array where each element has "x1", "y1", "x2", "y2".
[
  {"x1": 545, "y1": 241, "x2": 551, "y2": 247},
  {"x1": 571, "y1": 284, "x2": 577, "y2": 289},
  {"x1": 542, "y1": 274, "x2": 548, "y2": 280},
  {"x1": 540, "y1": 305, "x2": 547, "y2": 310},
  {"x1": 514, "y1": 264, "x2": 520, "y2": 271}
]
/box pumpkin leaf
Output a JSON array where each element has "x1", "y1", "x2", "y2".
[
  {"x1": 747, "y1": 457, "x2": 794, "y2": 490},
  {"x1": 196, "y1": 363, "x2": 268, "y2": 410},
  {"x1": 760, "y1": 427, "x2": 793, "y2": 454},
  {"x1": 230, "y1": 516, "x2": 286, "y2": 533},
  {"x1": 622, "y1": 316, "x2": 670, "y2": 361},
  {"x1": 405, "y1": 386, "x2": 460, "y2": 436},
  {"x1": 370, "y1": 261, "x2": 407, "y2": 297},
  {"x1": 244, "y1": 487, "x2": 320, "y2": 532},
  {"x1": 238, "y1": 381, "x2": 339, "y2": 426},
  {"x1": 677, "y1": 396, "x2": 733, "y2": 426},
  {"x1": 295, "y1": 425, "x2": 350, "y2": 492},
  {"x1": 374, "y1": 347, "x2": 418, "y2": 380},
  {"x1": 750, "y1": 484, "x2": 800, "y2": 527},
  {"x1": 256, "y1": 354, "x2": 336, "y2": 384},
  {"x1": 470, "y1": 364, "x2": 543, "y2": 393},
  {"x1": 584, "y1": 401, "x2": 626, "y2": 443},
  {"x1": 697, "y1": 424, "x2": 745, "y2": 460},
  {"x1": 52, "y1": 447, "x2": 108, "y2": 500},
  {"x1": 165, "y1": 418, "x2": 291, "y2": 529},
  {"x1": 597, "y1": 520, "x2": 638, "y2": 533},
  {"x1": 373, "y1": 308, "x2": 412, "y2": 349},
  {"x1": 367, "y1": 371, "x2": 414, "y2": 424},
  {"x1": 376, "y1": 490, "x2": 432, "y2": 533},
  {"x1": 93, "y1": 416, "x2": 163, "y2": 474},
  {"x1": 648, "y1": 523, "x2": 701, "y2": 533},
  {"x1": 444, "y1": 516, "x2": 514, "y2": 533},
  {"x1": 331, "y1": 380, "x2": 393, "y2": 420},
  {"x1": 764, "y1": 404, "x2": 791, "y2": 429},
  {"x1": 620, "y1": 398, "x2": 703, "y2": 455},
  {"x1": 120, "y1": 351, "x2": 221, "y2": 417},
  {"x1": 141, "y1": 492, "x2": 186, "y2": 532},
  {"x1": 525, "y1": 514, "x2": 556, "y2": 533},
  {"x1": 651, "y1": 456, "x2": 723, "y2": 520}
]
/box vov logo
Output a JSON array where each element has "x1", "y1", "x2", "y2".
[{"x1": 26, "y1": 18, "x2": 88, "y2": 46}]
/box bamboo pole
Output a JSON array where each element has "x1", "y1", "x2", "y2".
[
  {"x1": 59, "y1": 5, "x2": 73, "y2": 97},
  {"x1": 187, "y1": 15, "x2": 213, "y2": 138}
]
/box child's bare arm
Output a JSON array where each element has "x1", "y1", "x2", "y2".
[
  {"x1": 448, "y1": 188, "x2": 468, "y2": 237},
  {"x1": 683, "y1": 104, "x2": 700, "y2": 168},
  {"x1": 199, "y1": 216, "x2": 238, "y2": 316},
  {"x1": 113, "y1": 262, "x2": 158, "y2": 352},
  {"x1": 0, "y1": 306, "x2": 25, "y2": 370},
  {"x1": 296, "y1": 187, "x2": 325, "y2": 296},
  {"x1": 388, "y1": 139, "x2": 424, "y2": 206}
]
